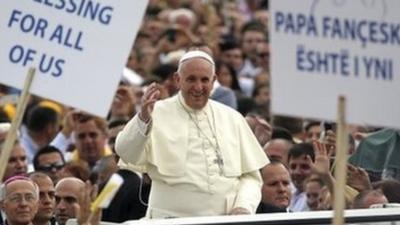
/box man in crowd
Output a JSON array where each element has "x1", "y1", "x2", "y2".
[
  {"x1": 116, "y1": 50, "x2": 268, "y2": 218},
  {"x1": 287, "y1": 143, "x2": 315, "y2": 212},
  {"x1": 304, "y1": 121, "x2": 322, "y2": 143},
  {"x1": 257, "y1": 161, "x2": 291, "y2": 213},
  {"x1": 29, "y1": 172, "x2": 56, "y2": 225},
  {"x1": 264, "y1": 138, "x2": 293, "y2": 167},
  {"x1": 238, "y1": 21, "x2": 268, "y2": 96},
  {"x1": 33, "y1": 146, "x2": 66, "y2": 183},
  {"x1": 0, "y1": 123, "x2": 28, "y2": 182},
  {"x1": 21, "y1": 105, "x2": 60, "y2": 164},
  {"x1": 0, "y1": 176, "x2": 39, "y2": 225},
  {"x1": 54, "y1": 177, "x2": 85, "y2": 225},
  {"x1": 71, "y1": 114, "x2": 112, "y2": 168},
  {"x1": 4, "y1": 141, "x2": 28, "y2": 182}
]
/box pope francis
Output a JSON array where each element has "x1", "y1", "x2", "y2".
[{"x1": 115, "y1": 50, "x2": 269, "y2": 218}]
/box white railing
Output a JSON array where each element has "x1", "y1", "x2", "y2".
[{"x1": 67, "y1": 208, "x2": 400, "y2": 225}]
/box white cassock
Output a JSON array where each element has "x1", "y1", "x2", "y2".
[{"x1": 116, "y1": 93, "x2": 269, "y2": 218}]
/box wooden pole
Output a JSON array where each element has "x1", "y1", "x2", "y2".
[
  {"x1": 0, "y1": 68, "x2": 35, "y2": 181},
  {"x1": 332, "y1": 95, "x2": 348, "y2": 225},
  {"x1": 203, "y1": 1, "x2": 218, "y2": 54}
]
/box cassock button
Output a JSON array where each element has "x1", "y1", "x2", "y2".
[{"x1": 209, "y1": 167, "x2": 218, "y2": 174}]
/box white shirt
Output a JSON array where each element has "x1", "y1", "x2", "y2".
[{"x1": 289, "y1": 186, "x2": 310, "y2": 212}]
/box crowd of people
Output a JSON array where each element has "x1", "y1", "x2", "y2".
[{"x1": 1, "y1": 0, "x2": 400, "y2": 224}]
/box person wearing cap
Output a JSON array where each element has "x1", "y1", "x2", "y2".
[
  {"x1": 0, "y1": 176, "x2": 39, "y2": 225},
  {"x1": 116, "y1": 50, "x2": 269, "y2": 218}
]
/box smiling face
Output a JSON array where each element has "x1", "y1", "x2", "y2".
[
  {"x1": 176, "y1": 57, "x2": 216, "y2": 110},
  {"x1": 288, "y1": 155, "x2": 312, "y2": 192}
]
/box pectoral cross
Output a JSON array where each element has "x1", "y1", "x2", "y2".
[
  {"x1": 214, "y1": 154, "x2": 224, "y2": 175},
  {"x1": 214, "y1": 157, "x2": 224, "y2": 166}
]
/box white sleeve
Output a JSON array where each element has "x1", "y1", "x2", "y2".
[
  {"x1": 137, "y1": 115, "x2": 152, "y2": 136},
  {"x1": 233, "y1": 170, "x2": 263, "y2": 213},
  {"x1": 115, "y1": 114, "x2": 151, "y2": 166}
]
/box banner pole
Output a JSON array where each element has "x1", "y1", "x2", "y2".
[
  {"x1": 0, "y1": 67, "x2": 35, "y2": 181},
  {"x1": 332, "y1": 95, "x2": 349, "y2": 225}
]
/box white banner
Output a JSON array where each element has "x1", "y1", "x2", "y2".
[
  {"x1": 270, "y1": 0, "x2": 400, "y2": 128},
  {"x1": 0, "y1": 0, "x2": 148, "y2": 117}
]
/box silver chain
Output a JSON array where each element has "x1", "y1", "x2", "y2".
[{"x1": 178, "y1": 99, "x2": 225, "y2": 175}]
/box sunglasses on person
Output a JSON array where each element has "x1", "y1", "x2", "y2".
[{"x1": 37, "y1": 162, "x2": 65, "y2": 172}]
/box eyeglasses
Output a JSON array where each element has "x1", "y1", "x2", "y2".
[
  {"x1": 37, "y1": 162, "x2": 65, "y2": 172},
  {"x1": 6, "y1": 193, "x2": 37, "y2": 204}
]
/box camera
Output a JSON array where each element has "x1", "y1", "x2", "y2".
[
  {"x1": 164, "y1": 28, "x2": 177, "y2": 43},
  {"x1": 324, "y1": 122, "x2": 333, "y2": 131},
  {"x1": 319, "y1": 121, "x2": 336, "y2": 141}
]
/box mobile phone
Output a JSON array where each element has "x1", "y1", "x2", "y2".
[
  {"x1": 165, "y1": 28, "x2": 177, "y2": 43},
  {"x1": 320, "y1": 122, "x2": 335, "y2": 141},
  {"x1": 324, "y1": 122, "x2": 333, "y2": 131}
]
